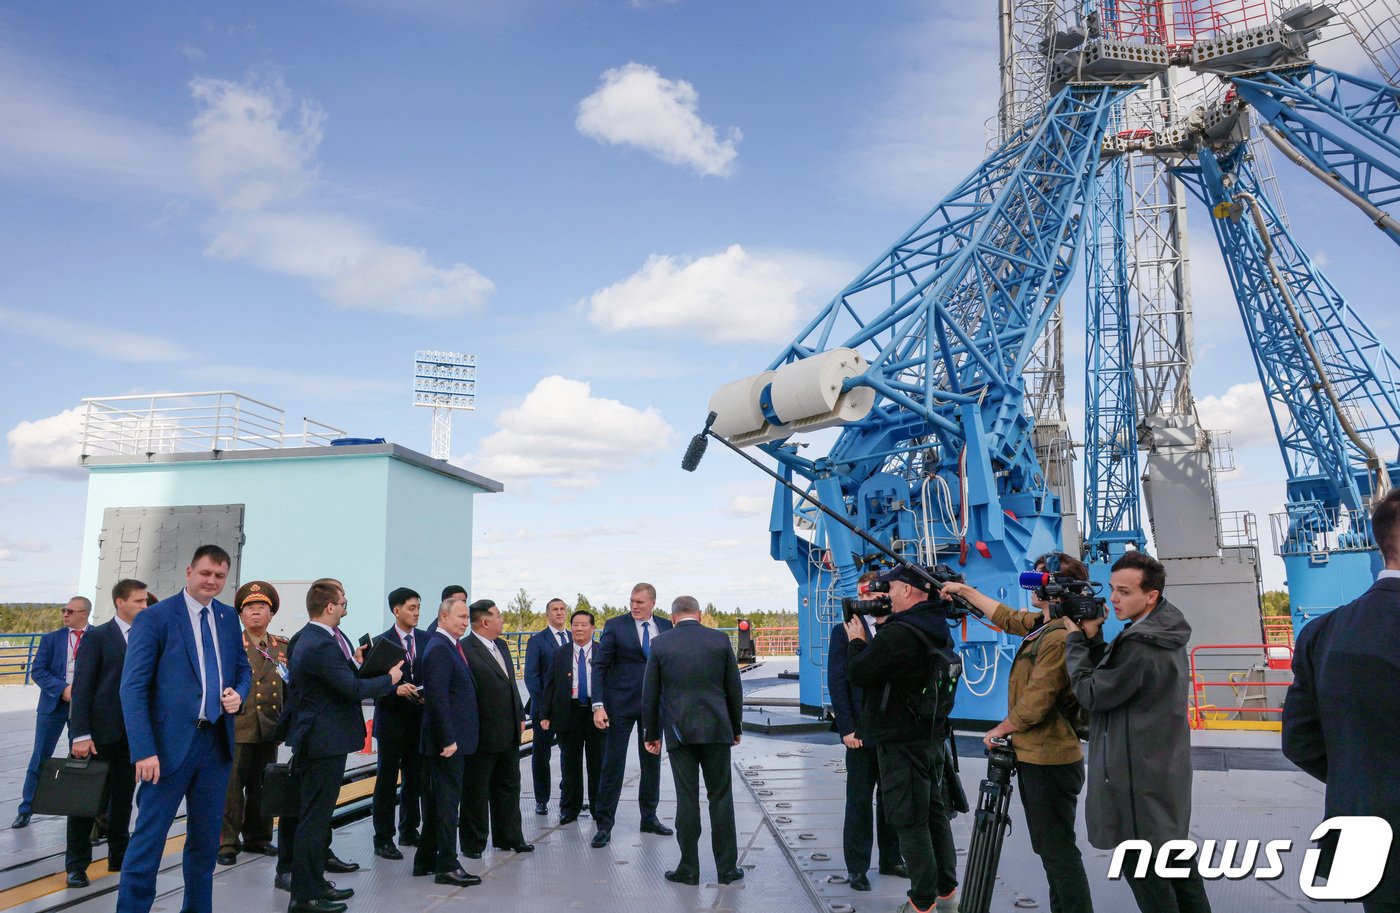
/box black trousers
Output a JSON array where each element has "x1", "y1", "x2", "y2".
[
  {"x1": 843, "y1": 743, "x2": 901, "y2": 877},
  {"x1": 460, "y1": 747, "x2": 524, "y2": 853},
  {"x1": 668, "y1": 742, "x2": 738, "y2": 876},
  {"x1": 290, "y1": 754, "x2": 347, "y2": 902},
  {"x1": 414, "y1": 752, "x2": 465, "y2": 874},
  {"x1": 556, "y1": 705, "x2": 605, "y2": 816},
  {"x1": 220, "y1": 741, "x2": 278, "y2": 852},
  {"x1": 65, "y1": 739, "x2": 135, "y2": 874},
  {"x1": 529, "y1": 719, "x2": 556, "y2": 806},
  {"x1": 1123, "y1": 865, "x2": 1212, "y2": 913},
  {"x1": 877, "y1": 739, "x2": 958, "y2": 907},
  {"x1": 372, "y1": 723, "x2": 422, "y2": 842},
  {"x1": 593, "y1": 714, "x2": 661, "y2": 833},
  {"x1": 1017, "y1": 760, "x2": 1093, "y2": 913}
]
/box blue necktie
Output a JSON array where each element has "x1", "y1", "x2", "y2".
[
  {"x1": 556, "y1": 630, "x2": 566, "y2": 646},
  {"x1": 577, "y1": 647, "x2": 589, "y2": 706},
  {"x1": 200, "y1": 607, "x2": 220, "y2": 721},
  {"x1": 641, "y1": 621, "x2": 651, "y2": 658}
]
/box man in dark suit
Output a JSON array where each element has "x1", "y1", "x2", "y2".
[
  {"x1": 371, "y1": 587, "x2": 430, "y2": 859},
  {"x1": 285, "y1": 579, "x2": 402, "y2": 913},
  {"x1": 117, "y1": 545, "x2": 253, "y2": 913},
  {"x1": 459, "y1": 599, "x2": 532, "y2": 857},
  {"x1": 413, "y1": 598, "x2": 481, "y2": 887},
  {"x1": 538, "y1": 609, "x2": 605, "y2": 825},
  {"x1": 1285, "y1": 487, "x2": 1400, "y2": 913},
  {"x1": 219, "y1": 581, "x2": 289, "y2": 866},
  {"x1": 642, "y1": 595, "x2": 744, "y2": 885},
  {"x1": 13, "y1": 595, "x2": 91, "y2": 829},
  {"x1": 65, "y1": 580, "x2": 146, "y2": 886},
  {"x1": 829, "y1": 584, "x2": 904, "y2": 892},
  {"x1": 590, "y1": 582, "x2": 674, "y2": 847},
  {"x1": 524, "y1": 597, "x2": 571, "y2": 816}
]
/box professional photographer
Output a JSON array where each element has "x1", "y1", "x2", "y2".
[
  {"x1": 941, "y1": 552, "x2": 1095, "y2": 913},
  {"x1": 845, "y1": 566, "x2": 960, "y2": 913},
  {"x1": 1062, "y1": 551, "x2": 1209, "y2": 913}
]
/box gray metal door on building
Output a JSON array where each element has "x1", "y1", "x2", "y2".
[{"x1": 95, "y1": 504, "x2": 245, "y2": 619}]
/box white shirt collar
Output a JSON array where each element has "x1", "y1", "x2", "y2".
[
  {"x1": 183, "y1": 588, "x2": 213, "y2": 612},
  {"x1": 471, "y1": 629, "x2": 496, "y2": 648},
  {"x1": 395, "y1": 624, "x2": 415, "y2": 639},
  {"x1": 114, "y1": 616, "x2": 132, "y2": 636},
  {"x1": 310, "y1": 620, "x2": 337, "y2": 637},
  {"x1": 1379, "y1": 569, "x2": 1400, "y2": 580},
  {"x1": 436, "y1": 628, "x2": 458, "y2": 645},
  {"x1": 548, "y1": 624, "x2": 567, "y2": 634},
  {"x1": 676, "y1": 617, "x2": 700, "y2": 626}
]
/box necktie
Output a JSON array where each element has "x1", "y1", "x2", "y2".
[
  {"x1": 556, "y1": 630, "x2": 567, "y2": 647},
  {"x1": 404, "y1": 632, "x2": 416, "y2": 667},
  {"x1": 576, "y1": 646, "x2": 589, "y2": 705},
  {"x1": 334, "y1": 629, "x2": 353, "y2": 661},
  {"x1": 492, "y1": 640, "x2": 508, "y2": 675},
  {"x1": 641, "y1": 621, "x2": 651, "y2": 658},
  {"x1": 71, "y1": 629, "x2": 84, "y2": 659},
  {"x1": 199, "y1": 608, "x2": 220, "y2": 721},
  {"x1": 456, "y1": 641, "x2": 468, "y2": 664}
]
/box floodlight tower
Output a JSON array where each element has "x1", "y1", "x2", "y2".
[{"x1": 413, "y1": 350, "x2": 476, "y2": 460}]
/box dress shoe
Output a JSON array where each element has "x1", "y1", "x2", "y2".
[
  {"x1": 246, "y1": 843, "x2": 279, "y2": 856},
  {"x1": 287, "y1": 900, "x2": 346, "y2": 913},
  {"x1": 217, "y1": 851, "x2": 238, "y2": 866},
  {"x1": 496, "y1": 843, "x2": 533, "y2": 853},
  {"x1": 397, "y1": 830, "x2": 419, "y2": 847},
  {"x1": 849, "y1": 872, "x2": 871, "y2": 891},
  {"x1": 373, "y1": 842, "x2": 403, "y2": 861},
  {"x1": 11, "y1": 813, "x2": 31, "y2": 829},
  {"x1": 434, "y1": 868, "x2": 481, "y2": 887},
  {"x1": 66, "y1": 871, "x2": 90, "y2": 889},
  {"x1": 664, "y1": 868, "x2": 700, "y2": 886},
  {"x1": 558, "y1": 813, "x2": 578, "y2": 825},
  {"x1": 590, "y1": 831, "x2": 611, "y2": 848},
  {"x1": 107, "y1": 856, "x2": 124, "y2": 873},
  {"x1": 879, "y1": 862, "x2": 910, "y2": 878},
  {"x1": 640, "y1": 819, "x2": 674, "y2": 836},
  {"x1": 321, "y1": 883, "x2": 354, "y2": 901},
  {"x1": 275, "y1": 872, "x2": 293, "y2": 892},
  {"x1": 324, "y1": 854, "x2": 359, "y2": 873},
  {"x1": 718, "y1": 867, "x2": 745, "y2": 885},
  {"x1": 534, "y1": 802, "x2": 548, "y2": 815}
]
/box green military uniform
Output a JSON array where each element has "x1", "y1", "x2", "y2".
[{"x1": 221, "y1": 583, "x2": 288, "y2": 857}]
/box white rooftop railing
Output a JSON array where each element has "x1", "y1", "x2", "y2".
[{"x1": 80, "y1": 392, "x2": 347, "y2": 458}]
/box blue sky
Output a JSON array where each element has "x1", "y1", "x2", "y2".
[{"x1": 1, "y1": 1, "x2": 1396, "y2": 611}]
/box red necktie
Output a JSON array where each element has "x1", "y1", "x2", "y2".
[
  {"x1": 456, "y1": 641, "x2": 468, "y2": 663},
  {"x1": 71, "y1": 629, "x2": 84, "y2": 659}
]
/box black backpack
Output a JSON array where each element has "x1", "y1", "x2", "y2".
[{"x1": 901, "y1": 625, "x2": 963, "y2": 729}]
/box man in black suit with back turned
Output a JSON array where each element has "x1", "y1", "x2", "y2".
[
  {"x1": 413, "y1": 598, "x2": 481, "y2": 888},
  {"x1": 285, "y1": 580, "x2": 401, "y2": 913},
  {"x1": 371, "y1": 587, "x2": 430, "y2": 860},
  {"x1": 1285, "y1": 486, "x2": 1400, "y2": 913},
  {"x1": 65, "y1": 578, "x2": 149, "y2": 887},
  {"x1": 590, "y1": 582, "x2": 674, "y2": 848},
  {"x1": 538, "y1": 609, "x2": 606, "y2": 826},
  {"x1": 459, "y1": 599, "x2": 533, "y2": 857},
  {"x1": 642, "y1": 595, "x2": 744, "y2": 886}
]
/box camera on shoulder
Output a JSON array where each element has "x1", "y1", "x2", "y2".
[
  {"x1": 841, "y1": 562, "x2": 975, "y2": 622},
  {"x1": 1018, "y1": 554, "x2": 1107, "y2": 623}
]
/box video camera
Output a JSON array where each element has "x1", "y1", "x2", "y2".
[
  {"x1": 841, "y1": 562, "x2": 976, "y2": 623},
  {"x1": 1018, "y1": 555, "x2": 1106, "y2": 623}
]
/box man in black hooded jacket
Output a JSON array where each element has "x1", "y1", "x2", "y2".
[
  {"x1": 845, "y1": 566, "x2": 960, "y2": 913},
  {"x1": 1063, "y1": 550, "x2": 1209, "y2": 913}
]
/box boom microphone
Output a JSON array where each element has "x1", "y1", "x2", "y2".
[
  {"x1": 1018, "y1": 571, "x2": 1050, "y2": 590},
  {"x1": 680, "y1": 411, "x2": 719, "y2": 472}
]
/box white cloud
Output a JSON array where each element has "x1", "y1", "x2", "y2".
[
  {"x1": 471, "y1": 376, "x2": 674, "y2": 487},
  {"x1": 0, "y1": 306, "x2": 188, "y2": 363},
  {"x1": 586, "y1": 244, "x2": 804, "y2": 342},
  {"x1": 576, "y1": 63, "x2": 739, "y2": 177},
  {"x1": 728, "y1": 494, "x2": 769, "y2": 517},
  {"x1": 6, "y1": 407, "x2": 86, "y2": 478},
  {"x1": 1197, "y1": 381, "x2": 1276, "y2": 448}
]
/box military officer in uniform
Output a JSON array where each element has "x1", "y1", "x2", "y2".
[{"x1": 218, "y1": 581, "x2": 289, "y2": 866}]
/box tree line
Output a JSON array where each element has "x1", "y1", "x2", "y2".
[{"x1": 500, "y1": 589, "x2": 797, "y2": 633}]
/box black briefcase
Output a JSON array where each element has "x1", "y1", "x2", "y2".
[
  {"x1": 261, "y1": 762, "x2": 301, "y2": 817},
  {"x1": 32, "y1": 757, "x2": 110, "y2": 818}
]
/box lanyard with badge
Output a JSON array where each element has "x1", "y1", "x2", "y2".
[{"x1": 253, "y1": 639, "x2": 289, "y2": 682}]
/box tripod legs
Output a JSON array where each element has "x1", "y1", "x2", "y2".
[{"x1": 960, "y1": 758, "x2": 1016, "y2": 913}]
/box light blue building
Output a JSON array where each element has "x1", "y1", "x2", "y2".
[{"x1": 75, "y1": 392, "x2": 501, "y2": 635}]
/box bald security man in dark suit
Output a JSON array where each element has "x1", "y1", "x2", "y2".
[{"x1": 643, "y1": 595, "x2": 744, "y2": 886}]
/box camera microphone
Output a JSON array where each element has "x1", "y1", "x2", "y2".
[
  {"x1": 680, "y1": 411, "x2": 719, "y2": 472},
  {"x1": 1019, "y1": 571, "x2": 1050, "y2": 590}
]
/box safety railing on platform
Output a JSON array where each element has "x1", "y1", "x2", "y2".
[
  {"x1": 1189, "y1": 643, "x2": 1292, "y2": 731},
  {"x1": 1269, "y1": 503, "x2": 1375, "y2": 557},
  {"x1": 0, "y1": 634, "x2": 46, "y2": 684},
  {"x1": 80, "y1": 391, "x2": 346, "y2": 457}
]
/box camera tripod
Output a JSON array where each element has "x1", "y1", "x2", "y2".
[{"x1": 960, "y1": 738, "x2": 1017, "y2": 913}]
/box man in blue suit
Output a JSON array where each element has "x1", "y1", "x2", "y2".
[
  {"x1": 524, "y1": 597, "x2": 571, "y2": 816},
  {"x1": 371, "y1": 586, "x2": 431, "y2": 859},
  {"x1": 1285, "y1": 488, "x2": 1400, "y2": 913},
  {"x1": 589, "y1": 582, "x2": 674, "y2": 848},
  {"x1": 13, "y1": 595, "x2": 91, "y2": 828},
  {"x1": 412, "y1": 598, "x2": 482, "y2": 888},
  {"x1": 117, "y1": 545, "x2": 252, "y2": 913}
]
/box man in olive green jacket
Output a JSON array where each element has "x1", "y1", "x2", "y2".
[{"x1": 942, "y1": 552, "x2": 1094, "y2": 913}]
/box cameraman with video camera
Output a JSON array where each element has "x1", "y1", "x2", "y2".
[
  {"x1": 941, "y1": 553, "x2": 1095, "y2": 913},
  {"x1": 845, "y1": 566, "x2": 961, "y2": 913}
]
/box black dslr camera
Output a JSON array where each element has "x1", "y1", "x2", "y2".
[
  {"x1": 841, "y1": 563, "x2": 975, "y2": 622},
  {"x1": 1018, "y1": 555, "x2": 1106, "y2": 623}
]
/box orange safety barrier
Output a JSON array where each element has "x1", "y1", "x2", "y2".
[
  {"x1": 359, "y1": 719, "x2": 374, "y2": 754},
  {"x1": 1189, "y1": 643, "x2": 1292, "y2": 730},
  {"x1": 754, "y1": 626, "x2": 799, "y2": 657}
]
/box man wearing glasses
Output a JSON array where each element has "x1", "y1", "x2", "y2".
[{"x1": 12, "y1": 596, "x2": 91, "y2": 829}]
